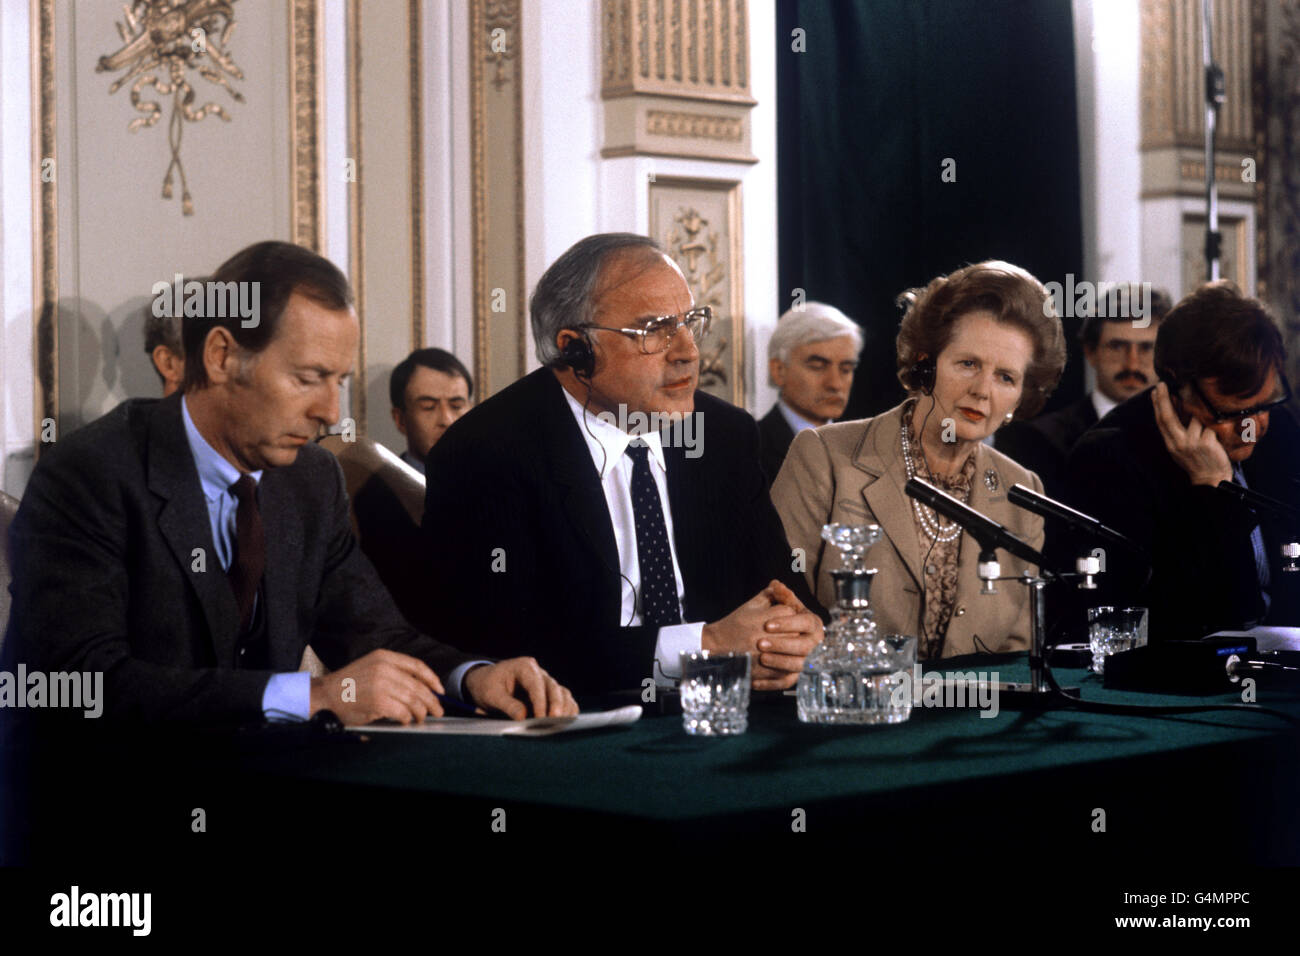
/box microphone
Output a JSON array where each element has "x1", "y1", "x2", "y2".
[
  {"x1": 1007, "y1": 483, "x2": 1146, "y2": 556},
  {"x1": 1215, "y1": 479, "x2": 1300, "y2": 529},
  {"x1": 904, "y1": 478, "x2": 1048, "y2": 570},
  {"x1": 1216, "y1": 480, "x2": 1300, "y2": 572}
]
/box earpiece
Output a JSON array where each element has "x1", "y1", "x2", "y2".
[
  {"x1": 559, "y1": 331, "x2": 596, "y2": 381},
  {"x1": 911, "y1": 356, "x2": 937, "y2": 395}
]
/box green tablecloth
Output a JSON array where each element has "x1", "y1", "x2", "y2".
[{"x1": 221, "y1": 655, "x2": 1300, "y2": 860}]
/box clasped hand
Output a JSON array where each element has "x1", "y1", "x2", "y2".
[{"x1": 702, "y1": 580, "x2": 825, "y2": 691}]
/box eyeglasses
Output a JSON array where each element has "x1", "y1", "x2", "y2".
[
  {"x1": 1182, "y1": 373, "x2": 1292, "y2": 426},
  {"x1": 583, "y1": 306, "x2": 712, "y2": 355}
]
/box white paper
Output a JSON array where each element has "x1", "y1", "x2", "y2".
[{"x1": 349, "y1": 704, "x2": 644, "y2": 737}]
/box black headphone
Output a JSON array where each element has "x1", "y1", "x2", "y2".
[
  {"x1": 911, "y1": 356, "x2": 937, "y2": 395},
  {"x1": 559, "y1": 329, "x2": 596, "y2": 381}
]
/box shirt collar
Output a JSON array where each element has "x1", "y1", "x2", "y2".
[
  {"x1": 1091, "y1": 390, "x2": 1118, "y2": 421},
  {"x1": 778, "y1": 399, "x2": 822, "y2": 434},
  {"x1": 560, "y1": 386, "x2": 667, "y2": 478},
  {"x1": 400, "y1": 449, "x2": 426, "y2": 476},
  {"x1": 181, "y1": 394, "x2": 262, "y2": 500}
]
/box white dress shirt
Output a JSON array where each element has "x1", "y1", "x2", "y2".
[
  {"x1": 561, "y1": 388, "x2": 704, "y2": 684},
  {"x1": 777, "y1": 399, "x2": 821, "y2": 435},
  {"x1": 1091, "y1": 390, "x2": 1118, "y2": 422}
]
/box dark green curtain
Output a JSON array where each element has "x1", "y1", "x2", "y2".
[{"x1": 777, "y1": 0, "x2": 1085, "y2": 419}]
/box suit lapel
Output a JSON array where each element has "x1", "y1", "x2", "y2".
[
  {"x1": 540, "y1": 375, "x2": 621, "y2": 582},
  {"x1": 664, "y1": 441, "x2": 703, "y2": 609},
  {"x1": 147, "y1": 395, "x2": 240, "y2": 665},
  {"x1": 855, "y1": 407, "x2": 923, "y2": 589}
]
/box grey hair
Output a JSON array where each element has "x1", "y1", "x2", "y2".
[
  {"x1": 768, "y1": 301, "x2": 863, "y2": 364},
  {"x1": 531, "y1": 233, "x2": 665, "y2": 367}
]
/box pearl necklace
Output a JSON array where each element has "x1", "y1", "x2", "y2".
[{"x1": 900, "y1": 412, "x2": 963, "y2": 543}]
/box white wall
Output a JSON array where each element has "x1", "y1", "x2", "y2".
[
  {"x1": 1073, "y1": 0, "x2": 1144, "y2": 396},
  {"x1": 1074, "y1": 0, "x2": 1143, "y2": 285},
  {"x1": 0, "y1": 0, "x2": 34, "y2": 496}
]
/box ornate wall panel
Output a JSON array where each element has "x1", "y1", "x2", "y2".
[
  {"x1": 470, "y1": 0, "x2": 526, "y2": 398},
  {"x1": 601, "y1": 0, "x2": 756, "y2": 162},
  {"x1": 648, "y1": 177, "x2": 743, "y2": 405},
  {"x1": 1140, "y1": 0, "x2": 1256, "y2": 201},
  {"x1": 350, "y1": 0, "x2": 427, "y2": 448},
  {"x1": 32, "y1": 0, "x2": 312, "y2": 446}
]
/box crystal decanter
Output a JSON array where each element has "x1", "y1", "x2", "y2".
[{"x1": 796, "y1": 523, "x2": 913, "y2": 725}]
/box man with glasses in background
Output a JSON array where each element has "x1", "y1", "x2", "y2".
[
  {"x1": 418, "y1": 233, "x2": 823, "y2": 696},
  {"x1": 1062, "y1": 282, "x2": 1300, "y2": 639}
]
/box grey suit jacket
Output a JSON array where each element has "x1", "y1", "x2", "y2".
[
  {"x1": 770, "y1": 401, "x2": 1046, "y2": 657},
  {"x1": 4, "y1": 392, "x2": 475, "y2": 722}
]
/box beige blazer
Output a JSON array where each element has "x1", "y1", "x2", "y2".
[{"x1": 770, "y1": 402, "x2": 1046, "y2": 658}]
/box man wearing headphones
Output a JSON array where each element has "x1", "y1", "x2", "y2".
[
  {"x1": 419, "y1": 233, "x2": 824, "y2": 696},
  {"x1": 1062, "y1": 282, "x2": 1300, "y2": 640}
]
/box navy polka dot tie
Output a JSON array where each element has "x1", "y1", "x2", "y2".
[{"x1": 626, "y1": 441, "x2": 682, "y2": 626}]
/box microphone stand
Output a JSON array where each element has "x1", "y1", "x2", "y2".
[
  {"x1": 1203, "y1": 0, "x2": 1225, "y2": 281},
  {"x1": 904, "y1": 478, "x2": 1082, "y2": 706}
]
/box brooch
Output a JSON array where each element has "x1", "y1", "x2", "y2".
[{"x1": 984, "y1": 469, "x2": 1000, "y2": 491}]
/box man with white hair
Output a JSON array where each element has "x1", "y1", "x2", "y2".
[{"x1": 760, "y1": 302, "x2": 862, "y2": 482}]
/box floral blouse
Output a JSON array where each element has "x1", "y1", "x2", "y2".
[{"x1": 901, "y1": 400, "x2": 976, "y2": 660}]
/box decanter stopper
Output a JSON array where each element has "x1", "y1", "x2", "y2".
[{"x1": 821, "y1": 523, "x2": 881, "y2": 609}]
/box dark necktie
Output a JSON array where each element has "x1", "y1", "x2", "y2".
[
  {"x1": 1232, "y1": 465, "x2": 1272, "y2": 617},
  {"x1": 228, "y1": 474, "x2": 265, "y2": 636},
  {"x1": 626, "y1": 441, "x2": 682, "y2": 626}
]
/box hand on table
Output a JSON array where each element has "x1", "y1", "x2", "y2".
[
  {"x1": 310, "y1": 648, "x2": 445, "y2": 726},
  {"x1": 462, "y1": 657, "x2": 579, "y2": 719}
]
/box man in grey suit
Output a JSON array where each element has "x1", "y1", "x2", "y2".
[{"x1": 5, "y1": 240, "x2": 575, "y2": 725}]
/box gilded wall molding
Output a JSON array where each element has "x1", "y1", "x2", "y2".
[
  {"x1": 469, "y1": 0, "x2": 526, "y2": 398},
  {"x1": 1141, "y1": 0, "x2": 1254, "y2": 153},
  {"x1": 602, "y1": 0, "x2": 755, "y2": 162},
  {"x1": 1250, "y1": 0, "x2": 1268, "y2": 302},
  {"x1": 289, "y1": 0, "x2": 323, "y2": 251},
  {"x1": 409, "y1": 0, "x2": 424, "y2": 350},
  {"x1": 347, "y1": 0, "x2": 366, "y2": 432},
  {"x1": 646, "y1": 109, "x2": 744, "y2": 140},
  {"x1": 33, "y1": 0, "x2": 58, "y2": 449}
]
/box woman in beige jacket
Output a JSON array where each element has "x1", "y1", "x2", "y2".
[{"x1": 771, "y1": 261, "x2": 1067, "y2": 660}]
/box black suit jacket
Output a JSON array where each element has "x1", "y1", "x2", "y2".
[
  {"x1": 1059, "y1": 389, "x2": 1300, "y2": 640},
  {"x1": 419, "y1": 368, "x2": 818, "y2": 694},
  {"x1": 4, "y1": 393, "x2": 475, "y2": 722},
  {"x1": 995, "y1": 394, "x2": 1098, "y2": 500},
  {"x1": 757, "y1": 403, "x2": 796, "y2": 486}
]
